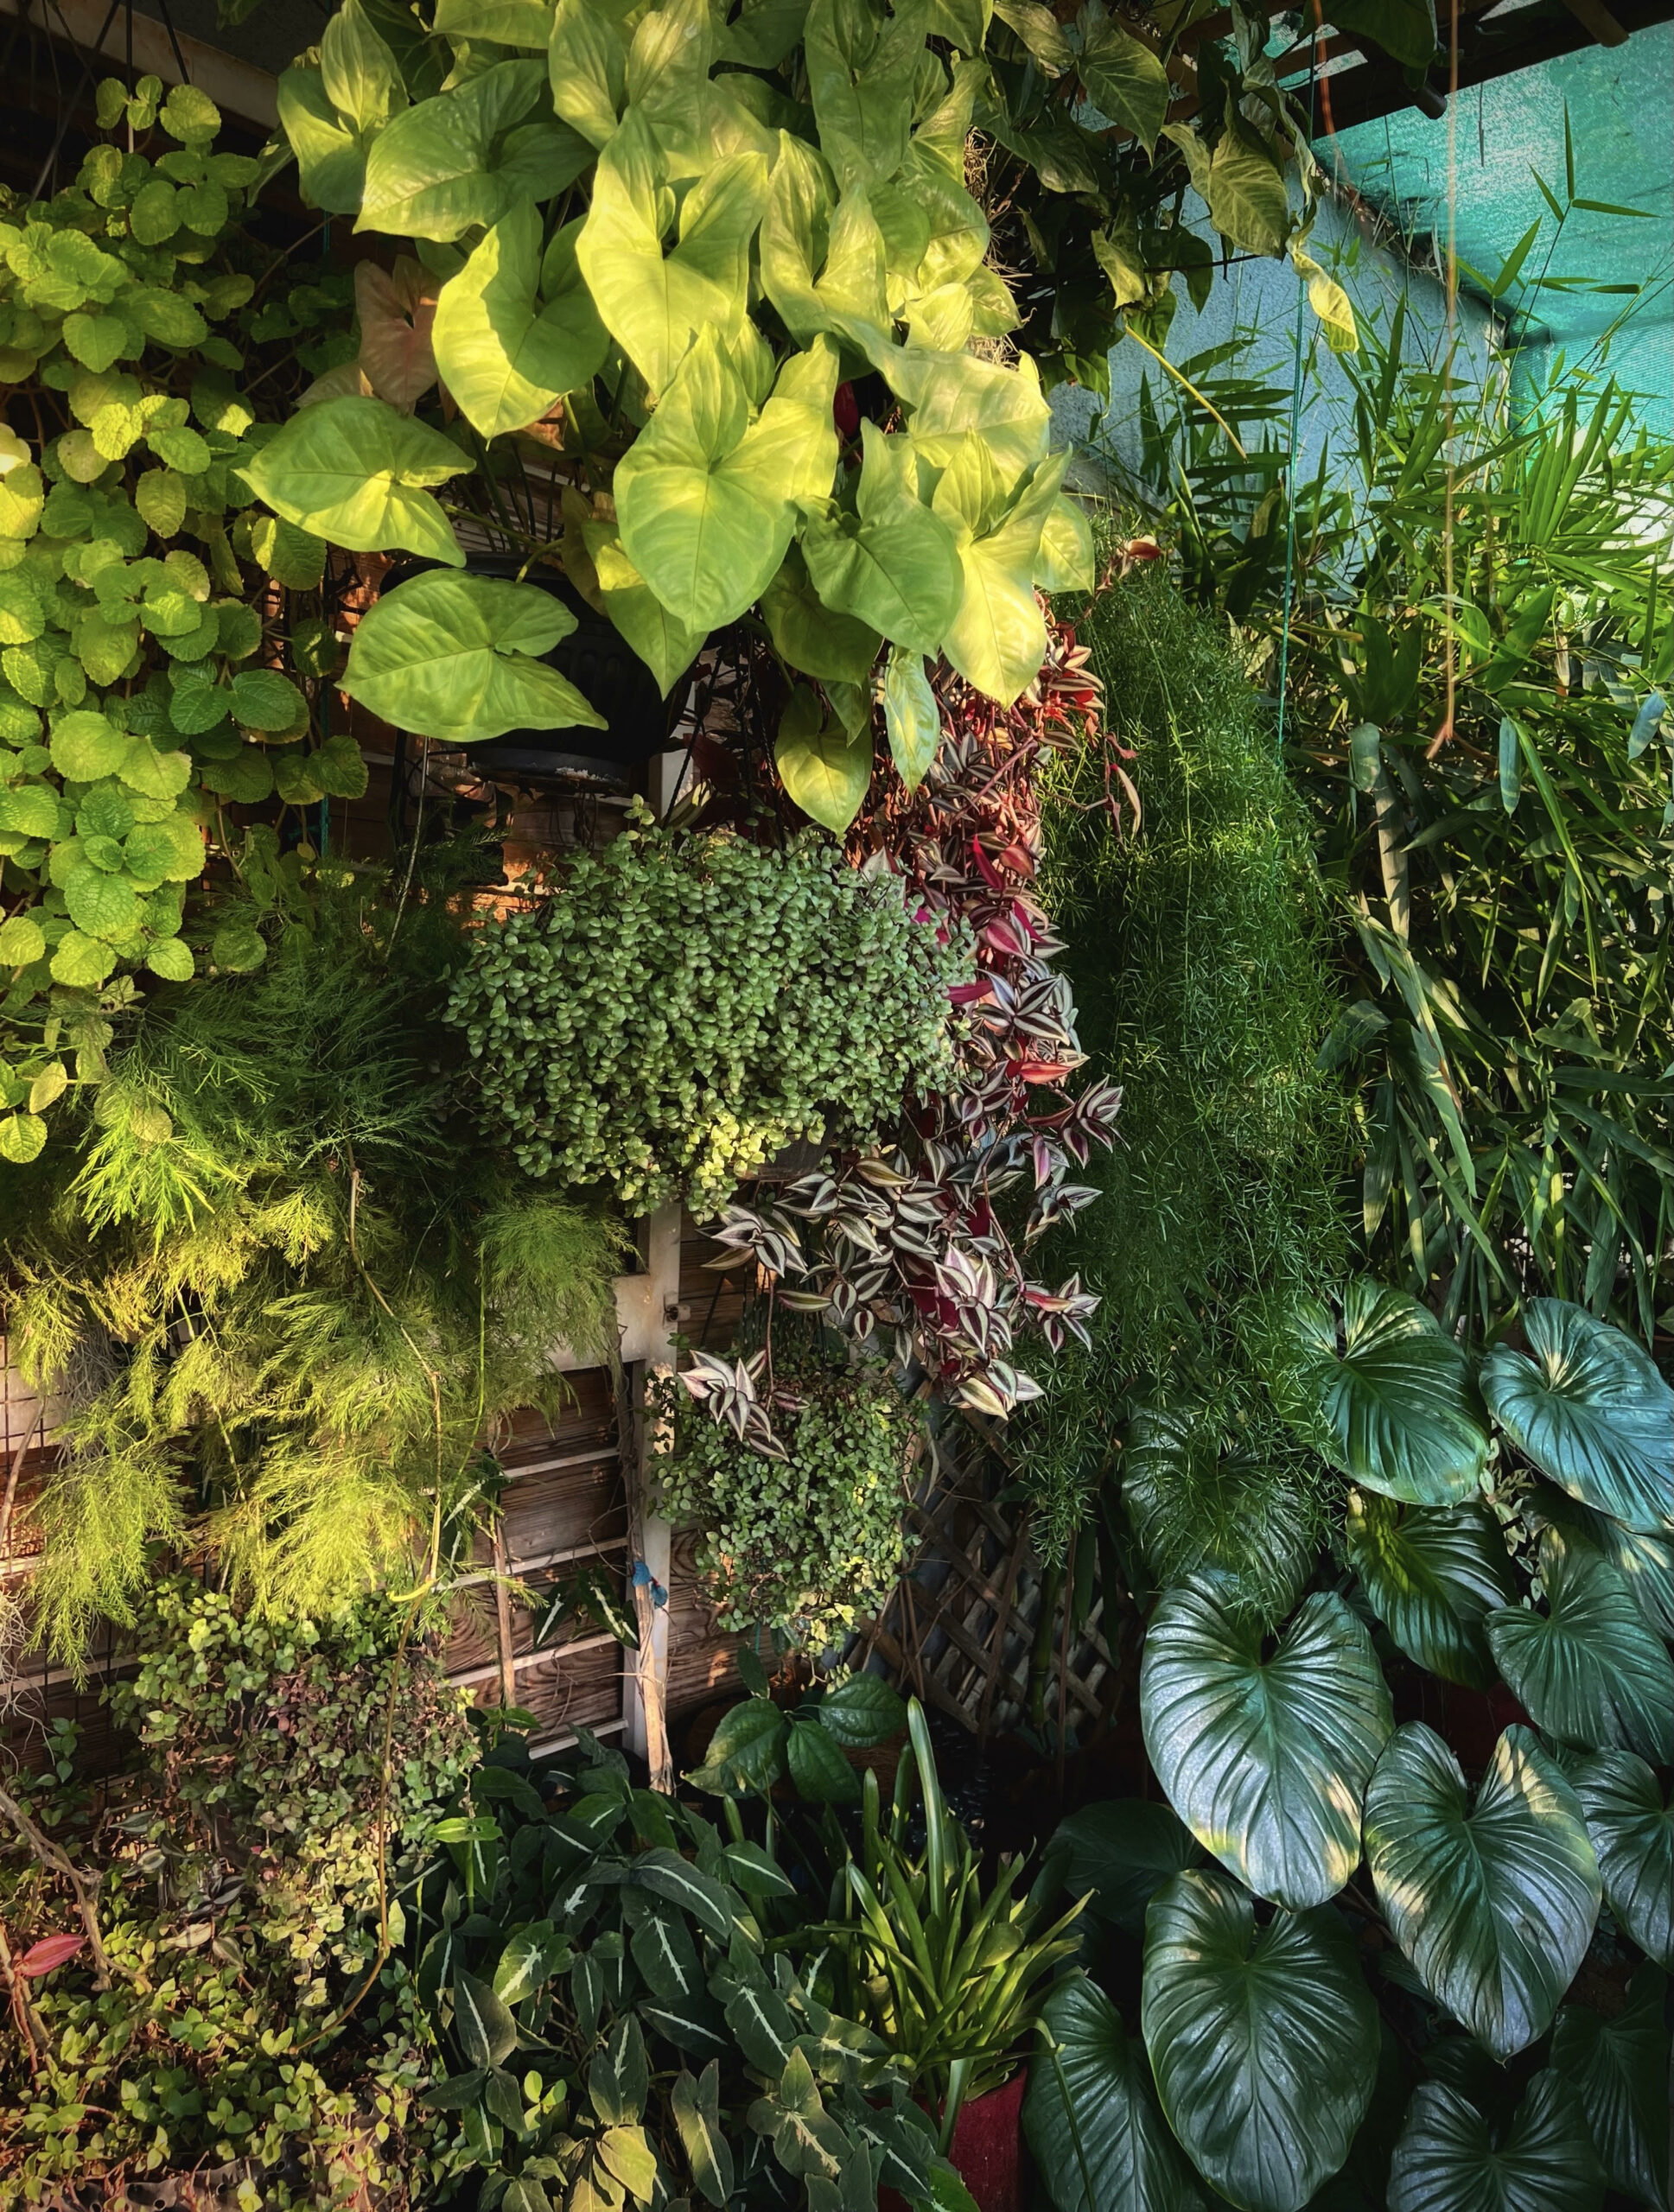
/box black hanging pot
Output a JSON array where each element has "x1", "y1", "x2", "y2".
[{"x1": 394, "y1": 550, "x2": 678, "y2": 792}]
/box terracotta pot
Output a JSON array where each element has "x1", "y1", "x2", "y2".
[{"x1": 946, "y1": 2071, "x2": 1028, "y2": 2212}]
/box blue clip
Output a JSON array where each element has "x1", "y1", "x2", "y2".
[{"x1": 631, "y1": 1559, "x2": 669, "y2": 1609}]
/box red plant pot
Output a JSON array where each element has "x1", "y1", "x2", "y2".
[{"x1": 946, "y1": 2069, "x2": 1028, "y2": 2212}]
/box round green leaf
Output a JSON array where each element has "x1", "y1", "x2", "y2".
[
  {"x1": 1140, "y1": 1580, "x2": 1393, "y2": 1909},
  {"x1": 1047, "y1": 1798, "x2": 1206, "y2": 1938},
  {"x1": 341, "y1": 570, "x2": 603, "y2": 746},
  {"x1": 144, "y1": 936, "x2": 195, "y2": 982},
  {"x1": 0, "y1": 1110, "x2": 48, "y2": 1163},
  {"x1": 49, "y1": 709, "x2": 130, "y2": 782},
  {"x1": 122, "y1": 814, "x2": 204, "y2": 885},
  {"x1": 1142, "y1": 1867, "x2": 1378, "y2": 2212},
  {"x1": 63, "y1": 865, "x2": 141, "y2": 943},
  {"x1": 231, "y1": 668, "x2": 309, "y2": 734},
  {"x1": 1364, "y1": 1724, "x2": 1600, "y2": 2061},
  {"x1": 0, "y1": 913, "x2": 46, "y2": 965},
  {"x1": 0, "y1": 783, "x2": 62, "y2": 839},
  {"x1": 49, "y1": 930, "x2": 117, "y2": 987},
  {"x1": 684, "y1": 1696, "x2": 786, "y2": 1796},
  {"x1": 1269, "y1": 1281, "x2": 1489, "y2": 1505},
  {"x1": 1550, "y1": 1969, "x2": 1669, "y2": 2211},
  {"x1": 1346, "y1": 1491, "x2": 1517, "y2": 1689},
  {"x1": 1486, "y1": 1529, "x2": 1674, "y2": 1761},
  {"x1": 785, "y1": 1715, "x2": 858, "y2": 1803},
  {"x1": 237, "y1": 395, "x2": 469, "y2": 565},
  {"x1": 1023, "y1": 1974, "x2": 1200, "y2": 2212},
  {"x1": 773, "y1": 684, "x2": 873, "y2": 836},
  {"x1": 198, "y1": 749, "x2": 276, "y2": 804},
  {"x1": 813, "y1": 1672, "x2": 905, "y2": 1748},
  {"x1": 1482, "y1": 1300, "x2": 1674, "y2": 1536},
  {"x1": 1387, "y1": 2073, "x2": 1603, "y2": 2212},
  {"x1": 211, "y1": 921, "x2": 267, "y2": 973},
  {"x1": 1569, "y1": 1752, "x2": 1673, "y2": 1968}
]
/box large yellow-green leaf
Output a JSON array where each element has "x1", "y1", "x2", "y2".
[
  {"x1": 433, "y1": 0, "x2": 553, "y2": 44},
  {"x1": 237, "y1": 397, "x2": 468, "y2": 564},
  {"x1": 548, "y1": 0, "x2": 629, "y2": 145},
  {"x1": 799, "y1": 423, "x2": 962, "y2": 655},
  {"x1": 320, "y1": 0, "x2": 407, "y2": 131},
  {"x1": 341, "y1": 570, "x2": 605, "y2": 743},
  {"x1": 1482, "y1": 1298, "x2": 1674, "y2": 1536},
  {"x1": 1035, "y1": 493, "x2": 1094, "y2": 592},
  {"x1": 1077, "y1": 16, "x2": 1168, "y2": 153},
  {"x1": 1140, "y1": 1578, "x2": 1392, "y2": 1909},
  {"x1": 1206, "y1": 122, "x2": 1292, "y2": 258},
  {"x1": 761, "y1": 549, "x2": 881, "y2": 685},
  {"x1": 1486, "y1": 1529, "x2": 1674, "y2": 1762},
  {"x1": 938, "y1": 446, "x2": 1066, "y2": 705},
  {"x1": 614, "y1": 331, "x2": 836, "y2": 630},
  {"x1": 1365, "y1": 1724, "x2": 1600, "y2": 2061},
  {"x1": 624, "y1": 0, "x2": 722, "y2": 178},
  {"x1": 1570, "y1": 1752, "x2": 1673, "y2": 1968},
  {"x1": 1267, "y1": 1280, "x2": 1489, "y2": 1506},
  {"x1": 582, "y1": 518, "x2": 706, "y2": 696},
  {"x1": 1345, "y1": 1491, "x2": 1516, "y2": 1689},
  {"x1": 773, "y1": 682, "x2": 872, "y2": 833},
  {"x1": 276, "y1": 67, "x2": 370, "y2": 215},
  {"x1": 882, "y1": 646, "x2": 938, "y2": 789},
  {"x1": 1142, "y1": 1869, "x2": 1378, "y2": 2212},
  {"x1": 882, "y1": 342, "x2": 1052, "y2": 480},
  {"x1": 576, "y1": 107, "x2": 767, "y2": 397},
  {"x1": 432, "y1": 206, "x2": 608, "y2": 438},
  {"x1": 804, "y1": 0, "x2": 926, "y2": 190},
  {"x1": 358, "y1": 62, "x2": 592, "y2": 242}
]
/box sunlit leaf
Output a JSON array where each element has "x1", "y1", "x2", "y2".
[
  {"x1": 433, "y1": 202, "x2": 608, "y2": 437},
  {"x1": 237, "y1": 396, "x2": 468, "y2": 564},
  {"x1": 1345, "y1": 1491, "x2": 1516, "y2": 1688},
  {"x1": 1486, "y1": 1529, "x2": 1674, "y2": 1761}
]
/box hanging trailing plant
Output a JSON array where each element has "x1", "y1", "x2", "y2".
[
  {"x1": 0, "y1": 77, "x2": 371, "y2": 1167},
  {"x1": 254, "y1": 0, "x2": 1109, "y2": 832}
]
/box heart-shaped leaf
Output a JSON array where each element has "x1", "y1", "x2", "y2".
[
  {"x1": 1076, "y1": 16, "x2": 1169, "y2": 152},
  {"x1": 684, "y1": 1694, "x2": 786, "y2": 1795},
  {"x1": 359, "y1": 60, "x2": 592, "y2": 241},
  {"x1": 799, "y1": 423, "x2": 964, "y2": 656},
  {"x1": 774, "y1": 684, "x2": 873, "y2": 835},
  {"x1": 1486, "y1": 1530, "x2": 1674, "y2": 1761},
  {"x1": 1142, "y1": 1867, "x2": 1378, "y2": 2212},
  {"x1": 1268, "y1": 1281, "x2": 1488, "y2": 1506},
  {"x1": 1364, "y1": 1724, "x2": 1600, "y2": 2060},
  {"x1": 1047, "y1": 1798, "x2": 1206, "y2": 1938},
  {"x1": 1346, "y1": 1491, "x2": 1517, "y2": 1688},
  {"x1": 1550, "y1": 1968, "x2": 1669, "y2": 2212},
  {"x1": 1387, "y1": 2072, "x2": 1603, "y2": 2212},
  {"x1": 1023, "y1": 1973, "x2": 1200, "y2": 2212},
  {"x1": 1141, "y1": 1580, "x2": 1393, "y2": 1908},
  {"x1": 341, "y1": 570, "x2": 605, "y2": 745},
  {"x1": 1482, "y1": 1300, "x2": 1674, "y2": 1536},
  {"x1": 432, "y1": 202, "x2": 608, "y2": 438},
  {"x1": 1569, "y1": 1751, "x2": 1673, "y2": 1968},
  {"x1": 238, "y1": 396, "x2": 468, "y2": 564},
  {"x1": 785, "y1": 1715, "x2": 858, "y2": 1802}
]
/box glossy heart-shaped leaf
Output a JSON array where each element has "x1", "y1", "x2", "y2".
[
  {"x1": 799, "y1": 425, "x2": 964, "y2": 657},
  {"x1": 1570, "y1": 1751, "x2": 1673, "y2": 1967},
  {"x1": 1482, "y1": 1300, "x2": 1674, "y2": 1536},
  {"x1": 1141, "y1": 1580, "x2": 1392, "y2": 1908},
  {"x1": 1048, "y1": 1798, "x2": 1206, "y2": 1938},
  {"x1": 1269, "y1": 1281, "x2": 1488, "y2": 1505},
  {"x1": 1550, "y1": 1968, "x2": 1669, "y2": 2212},
  {"x1": 341, "y1": 570, "x2": 605, "y2": 745},
  {"x1": 1387, "y1": 2072, "x2": 1603, "y2": 2212},
  {"x1": 1346, "y1": 1491, "x2": 1517, "y2": 1688},
  {"x1": 238, "y1": 396, "x2": 468, "y2": 564},
  {"x1": 1023, "y1": 1974, "x2": 1201, "y2": 2212},
  {"x1": 431, "y1": 203, "x2": 608, "y2": 438},
  {"x1": 1486, "y1": 1530, "x2": 1674, "y2": 1761},
  {"x1": 358, "y1": 61, "x2": 592, "y2": 241},
  {"x1": 1364, "y1": 1724, "x2": 1600, "y2": 2060},
  {"x1": 1142, "y1": 1868, "x2": 1378, "y2": 2212},
  {"x1": 773, "y1": 684, "x2": 873, "y2": 835}
]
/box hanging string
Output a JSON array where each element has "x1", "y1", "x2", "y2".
[{"x1": 1274, "y1": 10, "x2": 1322, "y2": 759}]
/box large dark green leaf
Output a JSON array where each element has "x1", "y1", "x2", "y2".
[
  {"x1": 1386, "y1": 2072, "x2": 1603, "y2": 2212},
  {"x1": 1345, "y1": 1492, "x2": 1517, "y2": 1688},
  {"x1": 1551, "y1": 1968, "x2": 1670, "y2": 2211},
  {"x1": 1532, "y1": 1487, "x2": 1674, "y2": 1640},
  {"x1": 1048, "y1": 1799, "x2": 1206, "y2": 1938},
  {"x1": 1570, "y1": 1751, "x2": 1674, "y2": 1967},
  {"x1": 1485, "y1": 1530, "x2": 1674, "y2": 1761},
  {"x1": 1023, "y1": 1974, "x2": 1201, "y2": 2212},
  {"x1": 1142, "y1": 1868, "x2": 1378, "y2": 2212},
  {"x1": 1481, "y1": 1300, "x2": 1674, "y2": 1536},
  {"x1": 1140, "y1": 1580, "x2": 1393, "y2": 1908},
  {"x1": 1364, "y1": 1724, "x2": 1600, "y2": 2060},
  {"x1": 1325, "y1": 0, "x2": 1438, "y2": 68},
  {"x1": 1268, "y1": 1282, "x2": 1489, "y2": 1506}
]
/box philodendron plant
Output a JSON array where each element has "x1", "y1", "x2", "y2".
[
  {"x1": 258, "y1": 0, "x2": 1093, "y2": 830},
  {"x1": 1026, "y1": 1285, "x2": 1674, "y2": 2212}
]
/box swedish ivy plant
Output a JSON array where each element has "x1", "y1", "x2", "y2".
[
  {"x1": 0, "y1": 75, "x2": 367, "y2": 1166},
  {"x1": 261, "y1": 0, "x2": 1101, "y2": 827},
  {"x1": 446, "y1": 817, "x2": 971, "y2": 1214},
  {"x1": 659, "y1": 1347, "x2": 914, "y2": 1646}
]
